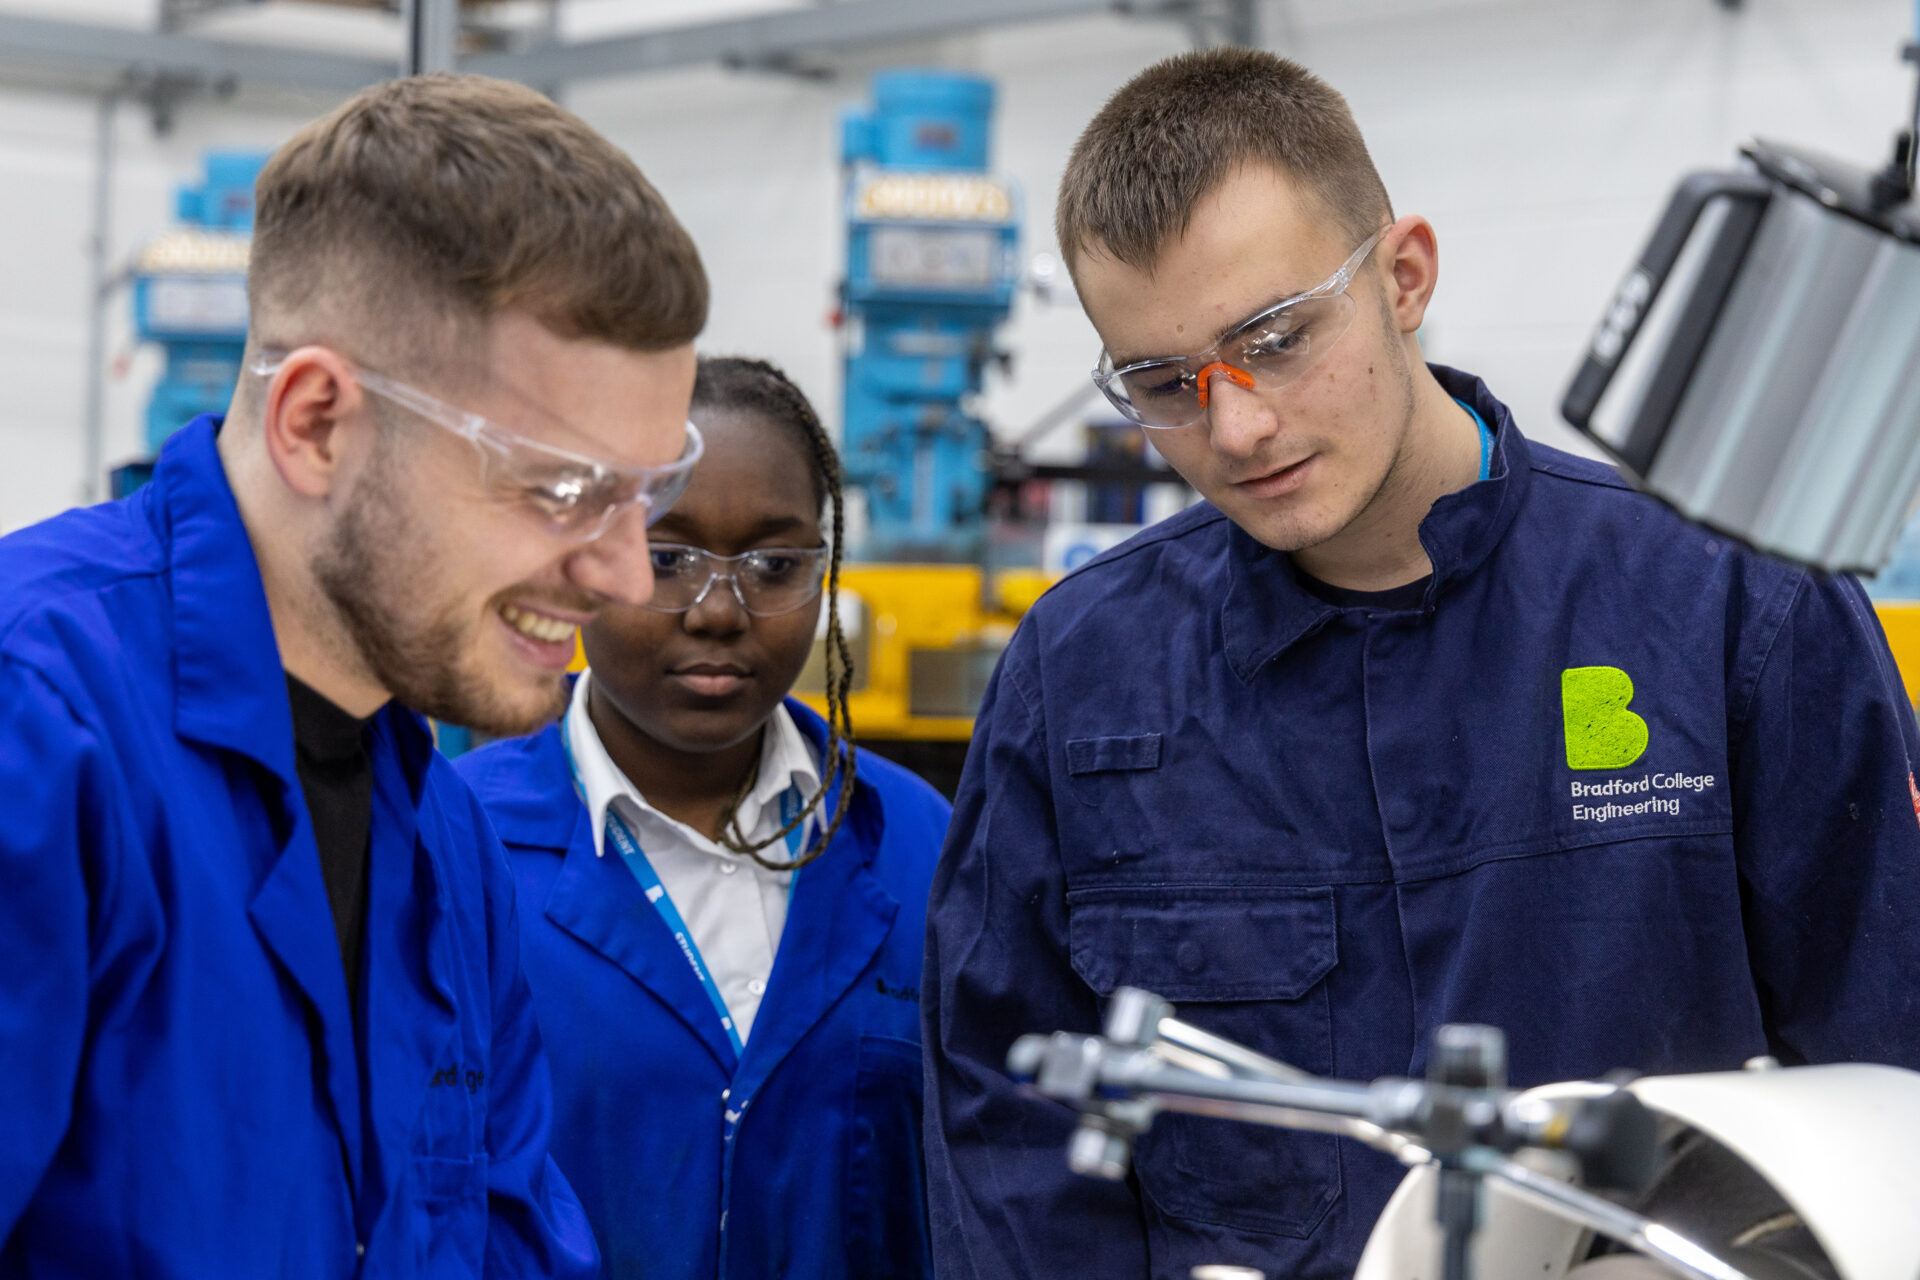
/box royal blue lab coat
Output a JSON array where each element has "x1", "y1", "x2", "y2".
[
  {"x1": 455, "y1": 702, "x2": 951, "y2": 1280},
  {"x1": 0, "y1": 417, "x2": 597, "y2": 1278},
  {"x1": 924, "y1": 367, "x2": 1920, "y2": 1280}
]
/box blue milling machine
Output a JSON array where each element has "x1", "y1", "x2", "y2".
[
  {"x1": 838, "y1": 70, "x2": 1020, "y2": 560},
  {"x1": 792, "y1": 70, "x2": 1059, "y2": 780},
  {"x1": 115, "y1": 149, "x2": 269, "y2": 496}
]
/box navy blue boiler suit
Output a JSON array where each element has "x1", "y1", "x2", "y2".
[
  {"x1": 923, "y1": 368, "x2": 1920, "y2": 1280},
  {"x1": 0, "y1": 417, "x2": 597, "y2": 1277},
  {"x1": 456, "y1": 705, "x2": 951, "y2": 1280}
]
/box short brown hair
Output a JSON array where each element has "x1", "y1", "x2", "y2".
[
  {"x1": 249, "y1": 72, "x2": 707, "y2": 376},
  {"x1": 1056, "y1": 48, "x2": 1391, "y2": 272}
]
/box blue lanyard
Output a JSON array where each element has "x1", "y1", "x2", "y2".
[
  {"x1": 1455, "y1": 397, "x2": 1495, "y2": 482},
  {"x1": 601, "y1": 796, "x2": 804, "y2": 1059},
  {"x1": 562, "y1": 711, "x2": 809, "y2": 1059}
]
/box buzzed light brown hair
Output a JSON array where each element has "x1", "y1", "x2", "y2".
[
  {"x1": 1056, "y1": 47, "x2": 1392, "y2": 273},
  {"x1": 248, "y1": 72, "x2": 707, "y2": 379}
]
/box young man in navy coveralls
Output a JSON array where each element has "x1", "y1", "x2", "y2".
[
  {"x1": 923, "y1": 48, "x2": 1920, "y2": 1280},
  {"x1": 0, "y1": 76, "x2": 708, "y2": 1276}
]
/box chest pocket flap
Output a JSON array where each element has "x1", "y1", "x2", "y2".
[
  {"x1": 1066, "y1": 733, "x2": 1162, "y2": 775},
  {"x1": 1065, "y1": 884, "x2": 1334, "y2": 1002}
]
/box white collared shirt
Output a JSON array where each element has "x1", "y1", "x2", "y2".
[{"x1": 565, "y1": 669, "x2": 820, "y2": 1043}]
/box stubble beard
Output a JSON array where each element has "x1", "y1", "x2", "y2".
[{"x1": 312, "y1": 446, "x2": 569, "y2": 739}]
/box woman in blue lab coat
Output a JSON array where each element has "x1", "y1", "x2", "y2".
[{"x1": 457, "y1": 357, "x2": 949, "y2": 1280}]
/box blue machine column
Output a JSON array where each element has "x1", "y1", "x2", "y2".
[{"x1": 840, "y1": 71, "x2": 1019, "y2": 560}]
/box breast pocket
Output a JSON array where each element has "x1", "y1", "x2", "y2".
[
  {"x1": 408, "y1": 1152, "x2": 489, "y2": 1275},
  {"x1": 1062, "y1": 733, "x2": 1171, "y2": 868},
  {"x1": 844, "y1": 1034, "x2": 933, "y2": 1280},
  {"x1": 1064, "y1": 734, "x2": 1162, "y2": 812},
  {"x1": 1066, "y1": 884, "x2": 1342, "y2": 1239}
]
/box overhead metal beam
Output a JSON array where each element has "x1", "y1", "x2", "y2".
[
  {"x1": 160, "y1": 0, "x2": 273, "y2": 31},
  {"x1": 2, "y1": 1, "x2": 1195, "y2": 102},
  {"x1": 465, "y1": 0, "x2": 1145, "y2": 88},
  {"x1": 0, "y1": 12, "x2": 394, "y2": 96}
]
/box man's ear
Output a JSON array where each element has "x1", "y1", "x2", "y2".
[
  {"x1": 1379, "y1": 214, "x2": 1440, "y2": 336},
  {"x1": 257, "y1": 346, "x2": 367, "y2": 500}
]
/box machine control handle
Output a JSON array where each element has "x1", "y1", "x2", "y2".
[
  {"x1": 1561, "y1": 170, "x2": 1773, "y2": 433},
  {"x1": 1009, "y1": 1031, "x2": 1150, "y2": 1182},
  {"x1": 1561, "y1": 1085, "x2": 1660, "y2": 1195},
  {"x1": 1499, "y1": 1083, "x2": 1660, "y2": 1195}
]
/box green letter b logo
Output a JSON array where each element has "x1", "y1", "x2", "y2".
[{"x1": 1562, "y1": 666, "x2": 1648, "y2": 770}]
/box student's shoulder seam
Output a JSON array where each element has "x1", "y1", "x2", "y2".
[
  {"x1": 1105, "y1": 503, "x2": 1229, "y2": 554},
  {"x1": 0, "y1": 563, "x2": 168, "y2": 662},
  {"x1": 0, "y1": 650, "x2": 94, "y2": 736},
  {"x1": 1045, "y1": 504, "x2": 1231, "y2": 584},
  {"x1": 1732, "y1": 568, "x2": 1815, "y2": 735},
  {"x1": 1527, "y1": 455, "x2": 1634, "y2": 494}
]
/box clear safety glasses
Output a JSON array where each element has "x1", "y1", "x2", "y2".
[
  {"x1": 1092, "y1": 227, "x2": 1388, "y2": 430},
  {"x1": 642, "y1": 543, "x2": 830, "y2": 617},
  {"x1": 250, "y1": 350, "x2": 705, "y2": 542}
]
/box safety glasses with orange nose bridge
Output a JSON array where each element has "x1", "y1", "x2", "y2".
[{"x1": 1092, "y1": 226, "x2": 1388, "y2": 430}]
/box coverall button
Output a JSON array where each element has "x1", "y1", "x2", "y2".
[{"x1": 1175, "y1": 940, "x2": 1204, "y2": 973}]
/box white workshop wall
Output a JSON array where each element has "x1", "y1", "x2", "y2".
[{"x1": 0, "y1": 0, "x2": 1914, "y2": 532}]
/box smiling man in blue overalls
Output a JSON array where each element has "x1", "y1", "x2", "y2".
[
  {"x1": 0, "y1": 75, "x2": 709, "y2": 1276},
  {"x1": 924, "y1": 47, "x2": 1920, "y2": 1280}
]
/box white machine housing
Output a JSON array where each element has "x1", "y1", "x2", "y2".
[{"x1": 1355, "y1": 1063, "x2": 1920, "y2": 1280}]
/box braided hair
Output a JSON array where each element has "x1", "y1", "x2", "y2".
[{"x1": 691, "y1": 356, "x2": 856, "y2": 871}]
